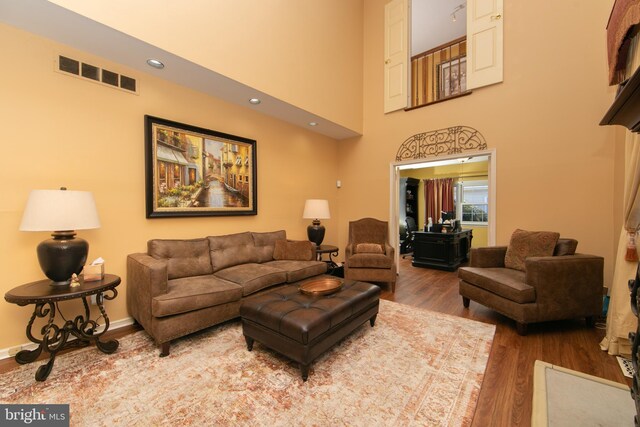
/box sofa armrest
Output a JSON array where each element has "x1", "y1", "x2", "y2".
[
  {"x1": 127, "y1": 253, "x2": 168, "y2": 297},
  {"x1": 469, "y1": 246, "x2": 507, "y2": 268},
  {"x1": 525, "y1": 254, "x2": 604, "y2": 312}
]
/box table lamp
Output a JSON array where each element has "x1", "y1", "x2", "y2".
[
  {"x1": 19, "y1": 188, "x2": 101, "y2": 285},
  {"x1": 303, "y1": 199, "x2": 330, "y2": 246}
]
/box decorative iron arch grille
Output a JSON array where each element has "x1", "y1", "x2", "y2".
[{"x1": 395, "y1": 126, "x2": 487, "y2": 162}]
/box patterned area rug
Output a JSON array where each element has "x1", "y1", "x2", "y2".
[{"x1": 0, "y1": 300, "x2": 495, "y2": 426}]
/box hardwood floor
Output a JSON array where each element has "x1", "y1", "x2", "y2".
[
  {"x1": 1, "y1": 258, "x2": 629, "y2": 426},
  {"x1": 387, "y1": 258, "x2": 629, "y2": 427}
]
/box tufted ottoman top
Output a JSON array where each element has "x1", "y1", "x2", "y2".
[{"x1": 240, "y1": 279, "x2": 380, "y2": 345}]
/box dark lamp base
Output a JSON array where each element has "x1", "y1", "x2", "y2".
[
  {"x1": 36, "y1": 231, "x2": 88, "y2": 285},
  {"x1": 307, "y1": 222, "x2": 326, "y2": 246}
]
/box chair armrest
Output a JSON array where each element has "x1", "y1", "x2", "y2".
[
  {"x1": 469, "y1": 246, "x2": 507, "y2": 268},
  {"x1": 345, "y1": 243, "x2": 394, "y2": 259},
  {"x1": 525, "y1": 254, "x2": 604, "y2": 309},
  {"x1": 345, "y1": 244, "x2": 354, "y2": 259},
  {"x1": 384, "y1": 243, "x2": 395, "y2": 258},
  {"x1": 127, "y1": 253, "x2": 168, "y2": 297}
]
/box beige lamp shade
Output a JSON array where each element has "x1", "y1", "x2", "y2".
[
  {"x1": 303, "y1": 199, "x2": 331, "y2": 219},
  {"x1": 20, "y1": 189, "x2": 101, "y2": 231},
  {"x1": 303, "y1": 199, "x2": 330, "y2": 246},
  {"x1": 20, "y1": 188, "x2": 101, "y2": 285}
]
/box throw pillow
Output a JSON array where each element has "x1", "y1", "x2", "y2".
[
  {"x1": 504, "y1": 229, "x2": 560, "y2": 271},
  {"x1": 273, "y1": 239, "x2": 314, "y2": 261},
  {"x1": 553, "y1": 238, "x2": 578, "y2": 256},
  {"x1": 355, "y1": 243, "x2": 384, "y2": 254}
]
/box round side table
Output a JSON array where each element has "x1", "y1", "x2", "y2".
[
  {"x1": 4, "y1": 274, "x2": 121, "y2": 381},
  {"x1": 316, "y1": 245, "x2": 339, "y2": 268}
]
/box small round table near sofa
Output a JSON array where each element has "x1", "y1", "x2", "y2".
[{"x1": 4, "y1": 274, "x2": 121, "y2": 381}]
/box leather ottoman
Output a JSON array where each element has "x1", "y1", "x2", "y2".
[{"x1": 239, "y1": 278, "x2": 380, "y2": 381}]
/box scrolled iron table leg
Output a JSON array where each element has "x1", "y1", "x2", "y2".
[
  {"x1": 14, "y1": 302, "x2": 52, "y2": 365},
  {"x1": 21, "y1": 302, "x2": 71, "y2": 381},
  {"x1": 94, "y1": 289, "x2": 119, "y2": 354},
  {"x1": 327, "y1": 249, "x2": 339, "y2": 269},
  {"x1": 35, "y1": 354, "x2": 56, "y2": 382}
]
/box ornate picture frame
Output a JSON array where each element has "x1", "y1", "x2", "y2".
[{"x1": 144, "y1": 115, "x2": 257, "y2": 218}]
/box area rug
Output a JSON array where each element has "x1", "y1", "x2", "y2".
[{"x1": 0, "y1": 300, "x2": 495, "y2": 426}]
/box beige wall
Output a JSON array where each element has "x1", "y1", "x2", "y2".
[
  {"x1": 0, "y1": 24, "x2": 339, "y2": 350},
  {"x1": 49, "y1": 0, "x2": 364, "y2": 134},
  {"x1": 0, "y1": 1, "x2": 625, "y2": 351},
  {"x1": 337, "y1": 1, "x2": 618, "y2": 283}
]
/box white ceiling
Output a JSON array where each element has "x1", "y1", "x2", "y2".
[
  {"x1": 0, "y1": 0, "x2": 359, "y2": 140},
  {"x1": 412, "y1": 0, "x2": 467, "y2": 57}
]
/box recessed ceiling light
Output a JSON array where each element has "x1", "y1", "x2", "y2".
[
  {"x1": 146, "y1": 59, "x2": 164, "y2": 69},
  {"x1": 308, "y1": 122, "x2": 318, "y2": 126},
  {"x1": 249, "y1": 98, "x2": 261, "y2": 105}
]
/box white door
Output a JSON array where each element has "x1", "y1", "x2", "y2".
[
  {"x1": 467, "y1": 0, "x2": 503, "y2": 89},
  {"x1": 384, "y1": 0, "x2": 410, "y2": 113}
]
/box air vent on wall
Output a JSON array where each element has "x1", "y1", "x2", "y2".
[{"x1": 57, "y1": 55, "x2": 138, "y2": 94}]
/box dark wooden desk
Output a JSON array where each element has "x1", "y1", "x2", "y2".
[
  {"x1": 412, "y1": 230, "x2": 473, "y2": 271},
  {"x1": 4, "y1": 274, "x2": 121, "y2": 381}
]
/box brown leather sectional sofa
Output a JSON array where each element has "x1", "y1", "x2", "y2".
[{"x1": 126, "y1": 230, "x2": 327, "y2": 356}]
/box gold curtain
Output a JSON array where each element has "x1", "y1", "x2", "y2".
[{"x1": 600, "y1": 33, "x2": 640, "y2": 357}]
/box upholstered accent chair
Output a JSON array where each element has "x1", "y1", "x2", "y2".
[
  {"x1": 458, "y1": 229, "x2": 604, "y2": 335},
  {"x1": 344, "y1": 218, "x2": 397, "y2": 292}
]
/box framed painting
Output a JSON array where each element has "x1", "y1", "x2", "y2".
[{"x1": 144, "y1": 115, "x2": 257, "y2": 218}]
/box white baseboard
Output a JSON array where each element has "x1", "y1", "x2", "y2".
[{"x1": 0, "y1": 317, "x2": 135, "y2": 361}]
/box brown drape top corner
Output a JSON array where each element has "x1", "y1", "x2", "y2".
[{"x1": 607, "y1": 0, "x2": 640, "y2": 85}]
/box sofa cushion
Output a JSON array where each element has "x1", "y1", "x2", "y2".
[
  {"x1": 152, "y1": 275, "x2": 242, "y2": 317},
  {"x1": 504, "y1": 229, "x2": 560, "y2": 272},
  {"x1": 252, "y1": 230, "x2": 287, "y2": 263},
  {"x1": 264, "y1": 260, "x2": 328, "y2": 282},
  {"x1": 273, "y1": 239, "x2": 315, "y2": 261},
  {"x1": 355, "y1": 243, "x2": 384, "y2": 254},
  {"x1": 458, "y1": 267, "x2": 535, "y2": 304},
  {"x1": 554, "y1": 238, "x2": 578, "y2": 256},
  {"x1": 214, "y1": 263, "x2": 287, "y2": 296},
  {"x1": 347, "y1": 253, "x2": 394, "y2": 269},
  {"x1": 148, "y1": 238, "x2": 213, "y2": 280},
  {"x1": 208, "y1": 232, "x2": 260, "y2": 272}
]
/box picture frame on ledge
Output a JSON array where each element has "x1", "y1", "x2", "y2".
[{"x1": 144, "y1": 115, "x2": 257, "y2": 218}]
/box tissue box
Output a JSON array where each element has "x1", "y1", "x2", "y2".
[{"x1": 83, "y1": 264, "x2": 104, "y2": 282}]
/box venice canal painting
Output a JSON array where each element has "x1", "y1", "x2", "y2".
[{"x1": 145, "y1": 116, "x2": 257, "y2": 218}]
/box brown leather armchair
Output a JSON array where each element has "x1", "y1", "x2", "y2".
[
  {"x1": 344, "y1": 218, "x2": 397, "y2": 292},
  {"x1": 458, "y1": 235, "x2": 603, "y2": 335}
]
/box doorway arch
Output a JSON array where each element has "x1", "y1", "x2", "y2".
[{"x1": 390, "y1": 127, "x2": 496, "y2": 273}]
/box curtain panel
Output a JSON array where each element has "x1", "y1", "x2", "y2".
[
  {"x1": 601, "y1": 33, "x2": 640, "y2": 357},
  {"x1": 423, "y1": 178, "x2": 454, "y2": 224}
]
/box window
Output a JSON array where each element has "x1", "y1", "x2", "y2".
[
  {"x1": 158, "y1": 161, "x2": 167, "y2": 194},
  {"x1": 411, "y1": 37, "x2": 468, "y2": 107},
  {"x1": 457, "y1": 180, "x2": 488, "y2": 224},
  {"x1": 383, "y1": 0, "x2": 504, "y2": 113}
]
